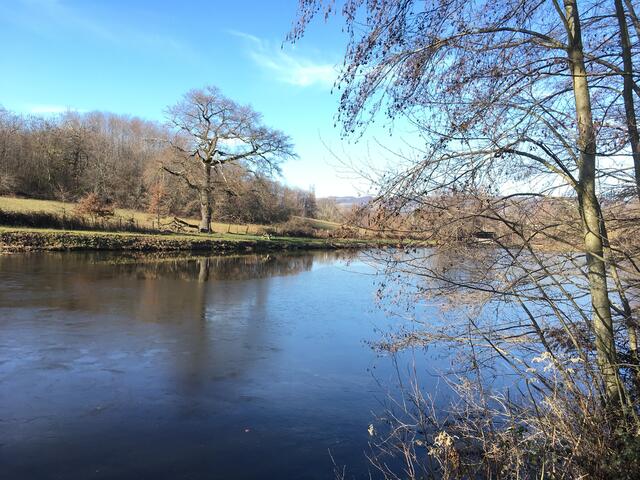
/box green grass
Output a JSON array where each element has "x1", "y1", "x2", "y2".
[
  {"x1": 0, "y1": 225, "x2": 378, "y2": 253},
  {"x1": 0, "y1": 225, "x2": 325, "y2": 243},
  {"x1": 0, "y1": 196, "x2": 69, "y2": 214}
]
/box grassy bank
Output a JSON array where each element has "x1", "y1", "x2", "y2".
[
  {"x1": 0, "y1": 226, "x2": 375, "y2": 253},
  {"x1": 0, "y1": 196, "x2": 407, "y2": 253},
  {"x1": 0, "y1": 196, "x2": 350, "y2": 236}
]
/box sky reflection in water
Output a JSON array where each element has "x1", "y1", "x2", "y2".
[{"x1": 0, "y1": 251, "x2": 454, "y2": 479}]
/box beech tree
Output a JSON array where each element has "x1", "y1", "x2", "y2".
[{"x1": 163, "y1": 86, "x2": 295, "y2": 232}]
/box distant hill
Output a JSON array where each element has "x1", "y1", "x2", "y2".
[{"x1": 323, "y1": 196, "x2": 373, "y2": 208}]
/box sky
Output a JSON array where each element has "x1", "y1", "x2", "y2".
[{"x1": 0, "y1": 0, "x2": 406, "y2": 197}]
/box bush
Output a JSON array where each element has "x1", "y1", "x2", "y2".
[{"x1": 74, "y1": 193, "x2": 114, "y2": 220}]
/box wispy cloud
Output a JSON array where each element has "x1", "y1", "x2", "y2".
[{"x1": 230, "y1": 30, "x2": 337, "y2": 88}]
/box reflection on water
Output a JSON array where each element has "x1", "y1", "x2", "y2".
[{"x1": 0, "y1": 250, "x2": 429, "y2": 480}]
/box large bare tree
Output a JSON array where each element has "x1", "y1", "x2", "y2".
[{"x1": 163, "y1": 86, "x2": 295, "y2": 232}]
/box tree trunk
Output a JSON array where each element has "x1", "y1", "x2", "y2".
[
  {"x1": 197, "y1": 258, "x2": 210, "y2": 282},
  {"x1": 564, "y1": 0, "x2": 622, "y2": 403},
  {"x1": 615, "y1": 0, "x2": 640, "y2": 199},
  {"x1": 598, "y1": 201, "x2": 640, "y2": 386},
  {"x1": 624, "y1": 0, "x2": 640, "y2": 40},
  {"x1": 199, "y1": 162, "x2": 212, "y2": 233}
]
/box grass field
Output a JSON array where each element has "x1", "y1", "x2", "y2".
[{"x1": 0, "y1": 196, "x2": 342, "y2": 236}]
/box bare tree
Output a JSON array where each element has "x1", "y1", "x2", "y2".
[
  {"x1": 292, "y1": 0, "x2": 634, "y2": 401},
  {"x1": 614, "y1": 0, "x2": 640, "y2": 199},
  {"x1": 291, "y1": 0, "x2": 640, "y2": 476},
  {"x1": 162, "y1": 86, "x2": 296, "y2": 232}
]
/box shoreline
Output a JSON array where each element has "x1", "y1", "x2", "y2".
[{"x1": 0, "y1": 227, "x2": 376, "y2": 253}]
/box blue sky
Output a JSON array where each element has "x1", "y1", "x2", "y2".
[{"x1": 0, "y1": 0, "x2": 404, "y2": 197}]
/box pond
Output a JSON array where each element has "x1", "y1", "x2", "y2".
[{"x1": 0, "y1": 251, "x2": 450, "y2": 479}]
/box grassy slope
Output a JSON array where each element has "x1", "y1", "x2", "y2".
[
  {"x1": 290, "y1": 215, "x2": 374, "y2": 237},
  {"x1": 0, "y1": 197, "x2": 384, "y2": 252},
  {"x1": 0, "y1": 196, "x2": 271, "y2": 235}
]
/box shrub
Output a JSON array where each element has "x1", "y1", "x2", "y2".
[{"x1": 75, "y1": 193, "x2": 114, "y2": 220}]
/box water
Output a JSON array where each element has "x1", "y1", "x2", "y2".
[{"x1": 0, "y1": 251, "x2": 447, "y2": 479}]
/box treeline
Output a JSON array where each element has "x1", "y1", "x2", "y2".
[{"x1": 0, "y1": 106, "x2": 317, "y2": 225}]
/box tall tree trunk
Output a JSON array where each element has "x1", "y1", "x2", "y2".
[
  {"x1": 199, "y1": 162, "x2": 212, "y2": 233},
  {"x1": 615, "y1": 0, "x2": 640, "y2": 199},
  {"x1": 624, "y1": 0, "x2": 640, "y2": 40},
  {"x1": 564, "y1": 0, "x2": 622, "y2": 403},
  {"x1": 598, "y1": 201, "x2": 640, "y2": 387},
  {"x1": 613, "y1": 0, "x2": 640, "y2": 388}
]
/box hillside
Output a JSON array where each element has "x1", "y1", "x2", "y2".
[{"x1": 322, "y1": 195, "x2": 373, "y2": 208}]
